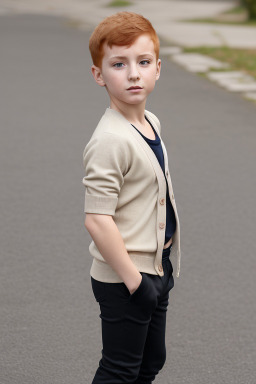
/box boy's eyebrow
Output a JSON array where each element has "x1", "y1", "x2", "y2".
[{"x1": 108, "y1": 53, "x2": 155, "y2": 60}]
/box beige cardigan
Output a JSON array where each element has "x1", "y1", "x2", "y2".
[{"x1": 82, "y1": 108, "x2": 181, "y2": 283}]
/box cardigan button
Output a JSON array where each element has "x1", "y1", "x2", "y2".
[
  {"x1": 171, "y1": 194, "x2": 174, "y2": 200},
  {"x1": 159, "y1": 222, "x2": 165, "y2": 229},
  {"x1": 158, "y1": 264, "x2": 163, "y2": 272},
  {"x1": 159, "y1": 198, "x2": 165, "y2": 205}
]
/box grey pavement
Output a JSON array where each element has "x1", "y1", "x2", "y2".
[{"x1": 1, "y1": 11, "x2": 256, "y2": 384}]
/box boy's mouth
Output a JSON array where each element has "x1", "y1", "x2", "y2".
[{"x1": 127, "y1": 86, "x2": 143, "y2": 91}]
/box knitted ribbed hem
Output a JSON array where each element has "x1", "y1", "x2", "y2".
[{"x1": 90, "y1": 253, "x2": 159, "y2": 283}]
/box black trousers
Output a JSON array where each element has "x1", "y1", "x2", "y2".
[{"x1": 91, "y1": 257, "x2": 174, "y2": 384}]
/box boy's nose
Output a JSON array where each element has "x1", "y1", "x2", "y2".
[{"x1": 128, "y1": 65, "x2": 141, "y2": 81}]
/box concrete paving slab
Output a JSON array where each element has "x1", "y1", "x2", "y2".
[
  {"x1": 160, "y1": 46, "x2": 182, "y2": 56},
  {"x1": 171, "y1": 53, "x2": 229, "y2": 72},
  {"x1": 181, "y1": 64, "x2": 213, "y2": 73},
  {"x1": 207, "y1": 71, "x2": 256, "y2": 92},
  {"x1": 244, "y1": 92, "x2": 256, "y2": 100},
  {"x1": 214, "y1": 76, "x2": 255, "y2": 86},
  {"x1": 207, "y1": 71, "x2": 249, "y2": 80},
  {"x1": 225, "y1": 82, "x2": 256, "y2": 92}
]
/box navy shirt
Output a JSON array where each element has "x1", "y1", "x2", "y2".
[{"x1": 131, "y1": 118, "x2": 176, "y2": 260}]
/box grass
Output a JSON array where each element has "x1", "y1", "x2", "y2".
[
  {"x1": 107, "y1": 0, "x2": 133, "y2": 7},
  {"x1": 222, "y1": 5, "x2": 246, "y2": 15},
  {"x1": 183, "y1": 46, "x2": 256, "y2": 79}
]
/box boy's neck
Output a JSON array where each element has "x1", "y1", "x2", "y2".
[{"x1": 110, "y1": 100, "x2": 147, "y2": 127}]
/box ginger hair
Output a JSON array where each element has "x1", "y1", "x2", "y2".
[{"x1": 89, "y1": 12, "x2": 160, "y2": 68}]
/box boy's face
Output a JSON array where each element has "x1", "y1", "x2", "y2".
[{"x1": 92, "y1": 34, "x2": 161, "y2": 111}]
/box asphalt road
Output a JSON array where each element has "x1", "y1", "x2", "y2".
[{"x1": 0, "y1": 14, "x2": 256, "y2": 384}]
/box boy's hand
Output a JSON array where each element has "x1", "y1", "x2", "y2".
[{"x1": 126, "y1": 272, "x2": 142, "y2": 295}]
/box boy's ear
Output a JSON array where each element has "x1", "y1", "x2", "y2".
[
  {"x1": 156, "y1": 59, "x2": 161, "y2": 81},
  {"x1": 91, "y1": 65, "x2": 105, "y2": 87}
]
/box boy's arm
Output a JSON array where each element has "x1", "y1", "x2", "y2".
[{"x1": 85, "y1": 213, "x2": 142, "y2": 294}]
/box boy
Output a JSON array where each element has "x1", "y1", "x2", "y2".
[{"x1": 82, "y1": 12, "x2": 181, "y2": 384}]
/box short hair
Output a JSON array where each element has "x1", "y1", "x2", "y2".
[{"x1": 89, "y1": 12, "x2": 160, "y2": 68}]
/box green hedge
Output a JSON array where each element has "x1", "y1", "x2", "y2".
[{"x1": 242, "y1": 0, "x2": 256, "y2": 19}]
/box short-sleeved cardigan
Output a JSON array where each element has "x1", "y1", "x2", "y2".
[{"x1": 82, "y1": 107, "x2": 181, "y2": 283}]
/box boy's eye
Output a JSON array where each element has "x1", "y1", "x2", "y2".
[
  {"x1": 113, "y1": 62, "x2": 124, "y2": 68},
  {"x1": 140, "y1": 60, "x2": 150, "y2": 65}
]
